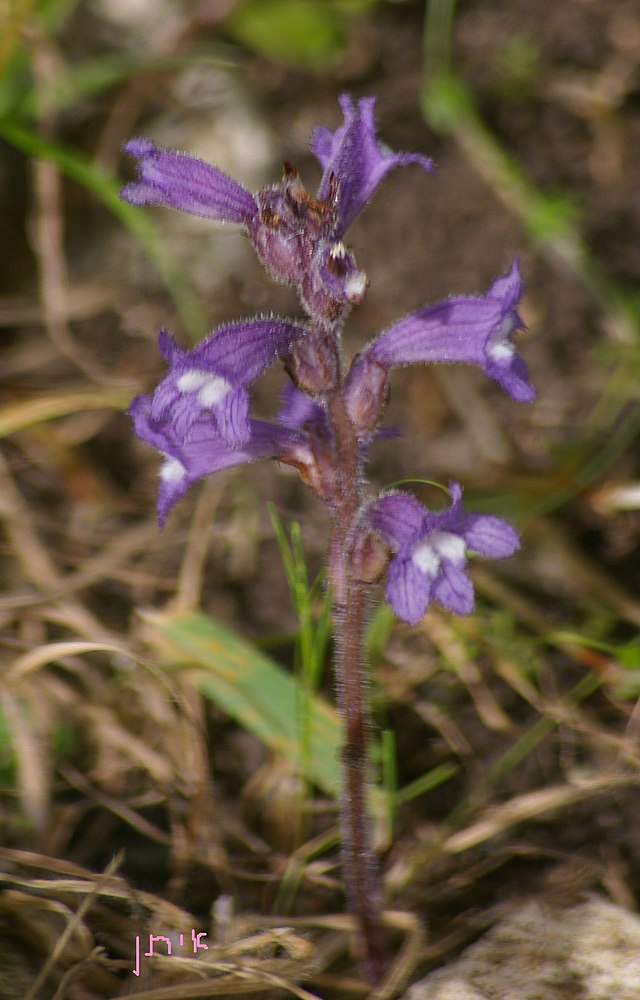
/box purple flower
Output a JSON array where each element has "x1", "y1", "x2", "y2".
[
  {"x1": 252, "y1": 97, "x2": 433, "y2": 318},
  {"x1": 121, "y1": 138, "x2": 258, "y2": 225},
  {"x1": 369, "y1": 483, "x2": 520, "y2": 624},
  {"x1": 277, "y1": 382, "x2": 330, "y2": 437},
  {"x1": 131, "y1": 395, "x2": 313, "y2": 526},
  {"x1": 248, "y1": 165, "x2": 369, "y2": 319},
  {"x1": 122, "y1": 97, "x2": 433, "y2": 322},
  {"x1": 355, "y1": 259, "x2": 535, "y2": 403},
  {"x1": 148, "y1": 318, "x2": 307, "y2": 447},
  {"x1": 311, "y1": 94, "x2": 434, "y2": 232}
]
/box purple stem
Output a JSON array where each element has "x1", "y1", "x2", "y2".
[{"x1": 326, "y1": 380, "x2": 388, "y2": 983}]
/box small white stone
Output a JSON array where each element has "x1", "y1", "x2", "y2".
[{"x1": 403, "y1": 896, "x2": 640, "y2": 1000}]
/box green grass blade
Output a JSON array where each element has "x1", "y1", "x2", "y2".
[
  {"x1": 143, "y1": 609, "x2": 343, "y2": 796},
  {"x1": 0, "y1": 120, "x2": 206, "y2": 337},
  {"x1": 0, "y1": 390, "x2": 132, "y2": 439},
  {"x1": 394, "y1": 761, "x2": 460, "y2": 808},
  {"x1": 267, "y1": 505, "x2": 329, "y2": 691}
]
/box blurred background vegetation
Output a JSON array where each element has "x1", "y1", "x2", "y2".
[{"x1": 1, "y1": 0, "x2": 640, "y2": 996}]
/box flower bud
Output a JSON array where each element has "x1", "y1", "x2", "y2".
[
  {"x1": 249, "y1": 163, "x2": 329, "y2": 290},
  {"x1": 278, "y1": 439, "x2": 338, "y2": 504},
  {"x1": 249, "y1": 163, "x2": 366, "y2": 325},
  {"x1": 350, "y1": 526, "x2": 391, "y2": 584},
  {"x1": 344, "y1": 354, "x2": 389, "y2": 435},
  {"x1": 284, "y1": 329, "x2": 338, "y2": 395}
]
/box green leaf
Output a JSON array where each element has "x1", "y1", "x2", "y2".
[
  {"x1": 36, "y1": 0, "x2": 83, "y2": 34},
  {"x1": 224, "y1": 0, "x2": 346, "y2": 68},
  {"x1": 0, "y1": 48, "x2": 32, "y2": 118},
  {"x1": 421, "y1": 73, "x2": 474, "y2": 133},
  {"x1": 333, "y1": 0, "x2": 379, "y2": 10},
  {"x1": 394, "y1": 762, "x2": 459, "y2": 807},
  {"x1": 144, "y1": 609, "x2": 344, "y2": 796},
  {"x1": 147, "y1": 610, "x2": 391, "y2": 826},
  {"x1": 268, "y1": 505, "x2": 329, "y2": 692},
  {"x1": 617, "y1": 639, "x2": 640, "y2": 671},
  {"x1": 17, "y1": 53, "x2": 142, "y2": 119},
  {"x1": 0, "y1": 701, "x2": 17, "y2": 788}
]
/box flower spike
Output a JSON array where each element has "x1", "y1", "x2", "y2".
[
  {"x1": 123, "y1": 97, "x2": 435, "y2": 326},
  {"x1": 122, "y1": 95, "x2": 534, "y2": 978}
]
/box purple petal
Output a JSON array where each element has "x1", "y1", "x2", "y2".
[
  {"x1": 150, "y1": 318, "x2": 307, "y2": 446},
  {"x1": 488, "y1": 256, "x2": 525, "y2": 305},
  {"x1": 370, "y1": 298, "x2": 504, "y2": 367},
  {"x1": 444, "y1": 480, "x2": 463, "y2": 515},
  {"x1": 369, "y1": 491, "x2": 427, "y2": 550},
  {"x1": 367, "y1": 260, "x2": 535, "y2": 402},
  {"x1": 158, "y1": 329, "x2": 184, "y2": 364},
  {"x1": 432, "y1": 562, "x2": 475, "y2": 615},
  {"x1": 311, "y1": 95, "x2": 434, "y2": 232},
  {"x1": 131, "y1": 395, "x2": 307, "y2": 525},
  {"x1": 150, "y1": 388, "x2": 205, "y2": 441},
  {"x1": 313, "y1": 240, "x2": 368, "y2": 307},
  {"x1": 121, "y1": 139, "x2": 258, "y2": 225},
  {"x1": 218, "y1": 387, "x2": 250, "y2": 445},
  {"x1": 386, "y1": 555, "x2": 432, "y2": 625},
  {"x1": 185, "y1": 318, "x2": 307, "y2": 386},
  {"x1": 484, "y1": 326, "x2": 535, "y2": 403},
  {"x1": 129, "y1": 393, "x2": 170, "y2": 453},
  {"x1": 458, "y1": 513, "x2": 520, "y2": 558},
  {"x1": 277, "y1": 383, "x2": 329, "y2": 436}
]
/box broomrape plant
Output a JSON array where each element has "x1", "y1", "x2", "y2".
[{"x1": 122, "y1": 94, "x2": 534, "y2": 982}]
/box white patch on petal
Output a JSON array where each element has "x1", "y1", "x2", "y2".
[
  {"x1": 412, "y1": 531, "x2": 466, "y2": 576},
  {"x1": 488, "y1": 339, "x2": 516, "y2": 363},
  {"x1": 486, "y1": 315, "x2": 516, "y2": 363},
  {"x1": 198, "y1": 377, "x2": 232, "y2": 407},
  {"x1": 177, "y1": 368, "x2": 232, "y2": 408},
  {"x1": 177, "y1": 369, "x2": 210, "y2": 391},
  {"x1": 345, "y1": 271, "x2": 368, "y2": 303},
  {"x1": 160, "y1": 456, "x2": 187, "y2": 482},
  {"x1": 329, "y1": 241, "x2": 347, "y2": 260},
  {"x1": 411, "y1": 541, "x2": 440, "y2": 577},
  {"x1": 433, "y1": 532, "x2": 467, "y2": 563}
]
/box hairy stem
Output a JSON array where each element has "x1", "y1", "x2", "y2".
[{"x1": 326, "y1": 385, "x2": 388, "y2": 983}]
